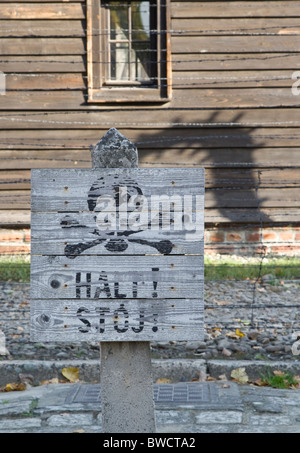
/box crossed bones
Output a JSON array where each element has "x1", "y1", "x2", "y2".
[{"x1": 61, "y1": 219, "x2": 173, "y2": 259}]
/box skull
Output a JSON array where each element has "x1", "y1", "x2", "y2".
[{"x1": 62, "y1": 175, "x2": 173, "y2": 258}]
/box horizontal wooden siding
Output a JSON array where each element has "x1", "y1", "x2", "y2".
[{"x1": 0, "y1": 0, "x2": 299, "y2": 227}]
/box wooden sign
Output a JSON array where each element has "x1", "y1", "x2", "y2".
[{"x1": 30, "y1": 168, "x2": 204, "y2": 342}]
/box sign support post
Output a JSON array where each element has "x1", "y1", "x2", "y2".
[{"x1": 92, "y1": 128, "x2": 156, "y2": 433}]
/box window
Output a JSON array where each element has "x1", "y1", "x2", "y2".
[{"x1": 87, "y1": 0, "x2": 171, "y2": 103}]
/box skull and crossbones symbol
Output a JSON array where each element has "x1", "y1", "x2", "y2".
[{"x1": 61, "y1": 176, "x2": 173, "y2": 259}]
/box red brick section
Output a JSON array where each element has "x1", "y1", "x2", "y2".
[
  {"x1": 1, "y1": 226, "x2": 300, "y2": 256},
  {"x1": 0, "y1": 229, "x2": 30, "y2": 255},
  {"x1": 205, "y1": 226, "x2": 300, "y2": 256}
]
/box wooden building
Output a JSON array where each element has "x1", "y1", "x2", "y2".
[{"x1": 0, "y1": 0, "x2": 299, "y2": 255}]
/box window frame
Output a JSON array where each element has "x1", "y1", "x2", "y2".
[{"x1": 87, "y1": 0, "x2": 172, "y2": 103}]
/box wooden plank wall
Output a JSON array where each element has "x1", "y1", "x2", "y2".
[{"x1": 0, "y1": 0, "x2": 299, "y2": 228}]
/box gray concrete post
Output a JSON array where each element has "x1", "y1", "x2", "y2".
[{"x1": 91, "y1": 127, "x2": 156, "y2": 433}]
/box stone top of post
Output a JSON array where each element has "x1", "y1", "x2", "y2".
[{"x1": 91, "y1": 127, "x2": 138, "y2": 169}]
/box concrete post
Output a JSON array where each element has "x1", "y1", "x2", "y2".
[{"x1": 91, "y1": 128, "x2": 156, "y2": 433}]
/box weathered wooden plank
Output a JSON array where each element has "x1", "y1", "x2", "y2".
[
  {"x1": 1, "y1": 148, "x2": 299, "y2": 170},
  {"x1": 205, "y1": 188, "x2": 300, "y2": 209},
  {"x1": 30, "y1": 255, "x2": 204, "y2": 300},
  {"x1": 1, "y1": 53, "x2": 299, "y2": 73},
  {"x1": 0, "y1": 91, "x2": 86, "y2": 110},
  {"x1": 1, "y1": 207, "x2": 299, "y2": 227},
  {"x1": 3, "y1": 127, "x2": 300, "y2": 149},
  {"x1": 14, "y1": 187, "x2": 300, "y2": 212},
  {"x1": 172, "y1": 53, "x2": 300, "y2": 71},
  {"x1": 30, "y1": 298, "x2": 204, "y2": 342},
  {"x1": 3, "y1": 71, "x2": 293, "y2": 91},
  {"x1": 86, "y1": 34, "x2": 300, "y2": 55},
  {"x1": 139, "y1": 149, "x2": 300, "y2": 169},
  {"x1": 5, "y1": 74, "x2": 84, "y2": 91},
  {"x1": 205, "y1": 208, "x2": 300, "y2": 224},
  {"x1": 0, "y1": 56, "x2": 85, "y2": 73},
  {"x1": 0, "y1": 88, "x2": 298, "y2": 110},
  {"x1": 0, "y1": 38, "x2": 85, "y2": 55},
  {"x1": 0, "y1": 150, "x2": 91, "y2": 169},
  {"x1": 2, "y1": 168, "x2": 299, "y2": 190},
  {"x1": 134, "y1": 127, "x2": 300, "y2": 148},
  {"x1": 0, "y1": 191, "x2": 29, "y2": 209},
  {"x1": 0, "y1": 209, "x2": 30, "y2": 226},
  {"x1": 1, "y1": 109, "x2": 300, "y2": 130},
  {"x1": 0, "y1": 20, "x2": 85, "y2": 37},
  {"x1": 0, "y1": 0, "x2": 84, "y2": 2},
  {"x1": 0, "y1": 148, "x2": 299, "y2": 170},
  {"x1": 31, "y1": 168, "x2": 205, "y2": 212},
  {"x1": 172, "y1": 71, "x2": 295, "y2": 89},
  {"x1": 5, "y1": 18, "x2": 300, "y2": 39},
  {"x1": 31, "y1": 211, "x2": 204, "y2": 256},
  {"x1": 171, "y1": 82, "x2": 298, "y2": 109},
  {"x1": 171, "y1": 2, "x2": 300, "y2": 18},
  {"x1": 171, "y1": 18, "x2": 300, "y2": 36},
  {"x1": 173, "y1": 35, "x2": 300, "y2": 53},
  {"x1": 0, "y1": 3, "x2": 85, "y2": 19},
  {"x1": 0, "y1": 170, "x2": 30, "y2": 189},
  {"x1": 207, "y1": 169, "x2": 300, "y2": 188}
]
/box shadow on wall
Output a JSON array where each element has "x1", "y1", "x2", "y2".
[{"x1": 134, "y1": 111, "x2": 271, "y2": 226}]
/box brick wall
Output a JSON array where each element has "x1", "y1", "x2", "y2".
[
  {"x1": 1, "y1": 226, "x2": 300, "y2": 257},
  {"x1": 205, "y1": 226, "x2": 300, "y2": 256},
  {"x1": 0, "y1": 229, "x2": 31, "y2": 255}
]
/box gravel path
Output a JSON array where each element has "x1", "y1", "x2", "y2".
[{"x1": 0, "y1": 279, "x2": 299, "y2": 362}]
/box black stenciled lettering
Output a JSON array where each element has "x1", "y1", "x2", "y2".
[
  {"x1": 94, "y1": 271, "x2": 112, "y2": 298},
  {"x1": 76, "y1": 307, "x2": 91, "y2": 333},
  {"x1": 75, "y1": 272, "x2": 91, "y2": 299},
  {"x1": 132, "y1": 310, "x2": 144, "y2": 333},
  {"x1": 95, "y1": 307, "x2": 110, "y2": 333},
  {"x1": 132, "y1": 282, "x2": 138, "y2": 298},
  {"x1": 114, "y1": 282, "x2": 126, "y2": 298},
  {"x1": 152, "y1": 267, "x2": 159, "y2": 298},
  {"x1": 152, "y1": 313, "x2": 158, "y2": 332},
  {"x1": 114, "y1": 303, "x2": 129, "y2": 333}
]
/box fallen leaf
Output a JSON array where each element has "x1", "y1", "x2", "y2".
[
  {"x1": 156, "y1": 378, "x2": 172, "y2": 384},
  {"x1": 231, "y1": 367, "x2": 249, "y2": 384},
  {"x1": 235, "y1": 329, "x2": 245, "y2": 338},
  {"x1": 72, "y1": 429, "x2": 85, "y2": 433},
  {"x1": 274, "y1": 370, "x2": 286, "y2": 377},
  {"x1": 62, "y1": 367, "x2": 79, "y2": 383},
  {"x1": 19, "y1": 301, "x2": 29, "y2": 307},
  {"x1": 2, "y1": 382, "x2": 26, "y2": 392},
  {"x1": 41, "y1": 378, "x2": 60, "y2": 385}
]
